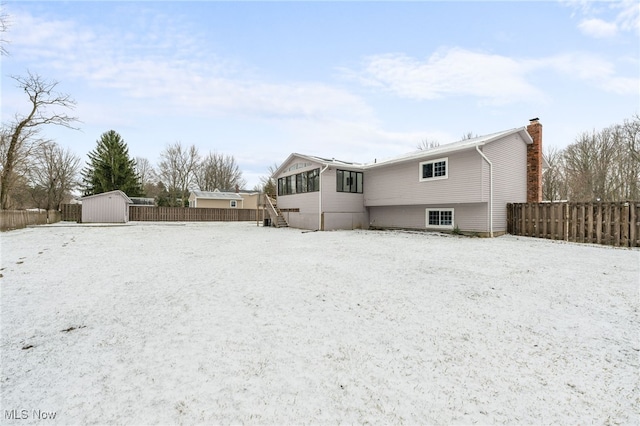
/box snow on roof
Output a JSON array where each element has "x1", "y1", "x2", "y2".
[
  {"x1": 190, "y1": 190, "x2": 243, "y2": 200},
  {"x1": 273, "y1": 153, "x2": 365, "y2": 176},
  {"x1": 80, "y1": 190, "x2": 133, "y2": 203},
  {"x1": 364, "y1": 127, "x2": 533, "y2": 169},
  {"x1": 275, "y1": 126, "x2": 533, "y2": 176}
]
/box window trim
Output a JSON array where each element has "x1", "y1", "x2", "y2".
[
  {"x1": 426, "y1": 208, "x2": 454, "y2": 229},
  {"x1": 419, "y1": 157, "x2": 448, "y2": 182},
  {"x1": 277, "y1": 168, "x2": 320, "y2": 196},
  {"x1": 336, "y1": 169, "x2": 363, "y2": 194},
  {"x1": 230, "y1": 200, "x2": 238, "y2": 208}
]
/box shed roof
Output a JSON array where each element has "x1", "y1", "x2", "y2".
[
  {"x1": 81, "y1": 190, "x2": 133, "y2": 203},
  {"x1": 190, "y1": 189, "x2": 243, "y2": 200}
]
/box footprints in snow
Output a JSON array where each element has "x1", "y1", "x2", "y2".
[{"x1": 21, "y1": 325, "x2": 87, "y2": 350}]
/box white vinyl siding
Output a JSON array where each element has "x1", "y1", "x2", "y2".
[
  {"x1": 81, "y1": 191, "x2": 131, "y2": 223},
  {"x1": 482, "y1": 134, "x2": 528, "y2": 232},
  {"x1": 368, "y1": 204, "x2": 488, "y2": 233},
  {"x1": 365, "y1": 149, "x2": 485, "y2": 207}
]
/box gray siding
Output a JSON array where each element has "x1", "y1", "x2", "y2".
[
  {"x1": 321, "y1": 168, "x2": 367, "y2": 213},
  {"x1": 483, "y1": 134, "x2": 528, "y2": 232},
  {"x1": 276, "y1": 158, "x2": 367, "y2": 230},
  {"x1": 368, "y1": 203, "x2": 488, "y2": 233},
  {"x1": 276, "y1": 156, "x2": 322, "y2": 230},
  {"x1": 364, "y1": 149, "x2": 486, "y2": 207},
  {"x1": 82, "y1": 192, "x2": 130, "y2": 223}
]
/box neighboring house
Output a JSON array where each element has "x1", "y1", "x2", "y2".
[
  {"x1": 81, "y1": 190, "x2": 132, "y2": 223},
  {"x1": 188, "y1": 189, "x2": 260, "y2": 209},
  {"x1": 129, "y1": 197, "x2": 155, "y2": 206},
  {"x1": 272, "y1": 118, "x2": 544, "y2": 236}
]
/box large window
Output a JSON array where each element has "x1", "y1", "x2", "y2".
[
  {"x1": 419, "y1": 157, "x2": 448, "y2": 181},
  {"x1": 336, "y1": 170, "x2": 363, "y2": 193},
  {"x1": 278, "y1": 168, "x2": 320, "y2": 196},
  {"x1": 426, "y1": 208, "x2": 454, "y2": 229}
]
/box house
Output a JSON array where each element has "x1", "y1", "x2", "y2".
[
  {"x1": 271, "y1": 118, "x2": 544, "y2": 236},
  {"x1": 188, "y1": 189, "x2": 260, "y2": 209},
  {"x1": 80, "y1": 190, "x2": 132, "y2": 223},
  {"x1": 129, "y1": 197, "x2": 155, "y2": 206}
]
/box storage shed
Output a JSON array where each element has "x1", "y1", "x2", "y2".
[{"x1": 81, "y1": 190, "x2": 132, "y2": 223}]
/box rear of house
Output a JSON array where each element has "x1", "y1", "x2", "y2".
[
  {"x1": 273, "y1": 118, "x2": 543, "y2": 235},
  {"x1": 274, "y1": 155, "x2": 368, "y2": 231}
]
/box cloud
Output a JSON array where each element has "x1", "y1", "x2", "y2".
[
  {"x1": 6, "y1": 8, "x2": 373, "y2": 124},
  {"x1": 345, "y1": 48, "x2": 639, "y2": 103},
  {"x1": 578, "y1": 18, "x2": 618, "y2": 38},
  {"x1": 568, "y1": 0, "x2": 640, "y2": 38},
  {"x1": 536, "y1": 52, "x2": 638, "y2": 95},
  {"x1": 344, "y1": 48, "x2": 545, "y2": 106}
]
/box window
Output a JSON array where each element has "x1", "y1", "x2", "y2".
[
  {"x1": 230, "y1": 200, "x2": 237, "y2": 208},
  {"x1": 336, "y1": 170, "x2": 363, "y2": 193},
  {"x1": 426, "y1": 209, "x2": 454, "y2": 229},
  {"x1": 278, "y1": 168, "x2": 320, "y2": 196},
  {"x1": 419, "y1": 157, "x2": 448, "y2": 181}
]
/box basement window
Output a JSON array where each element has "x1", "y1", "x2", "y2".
[
  {"x1": 419, "y1": 158, "x2": 448, "y2": 182},
  {"x1": 426, "y1": 208, "x2": 454, "y2": 229}
]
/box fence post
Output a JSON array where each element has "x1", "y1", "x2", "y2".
[
  {"x1": 630, "y1": 203, "x2": 638, "y2": 248},
  {"x1": 564, "y1": 202, "x2": 569, "y2": 242},
  {"x1": 622, "y1": 202, "x2": 630, "y2": 247},
  {"x1": 614, "y1": 203, "x2": 621, "y2": 247}
]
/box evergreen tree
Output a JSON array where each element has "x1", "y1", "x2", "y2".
[{"x1": 81, "y1": 130, "x2": 142, "y2": 196}]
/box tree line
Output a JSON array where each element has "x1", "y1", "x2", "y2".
[
  {"x1": 0, "y1": 73, "x2": 249, "y2": 210},
  {"x1": 543, "y1": 115, "x2": 639, "y2": 202}
]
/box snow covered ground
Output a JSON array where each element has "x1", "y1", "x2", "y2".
[{"x1": 1, "y1": 222, "x2": 638, "y2": 424}]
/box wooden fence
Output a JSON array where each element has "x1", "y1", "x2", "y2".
[
  {"x1": 507, "y1": 202, "x2": 639, "y2": 248},
  {"x1": 129, "y1": 206, "x2": 264, "y2": 222},
  {"x1": 60, "y1": 204, "x2": 265, "y2": 223},
  {"x1": 60, "y1": 203, "x2": 82, "y2": 222},
  {"x1": 1, "y1": 210, "x2": 61, "y2": 232}
]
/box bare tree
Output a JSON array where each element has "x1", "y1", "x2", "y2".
[
  {"x1": 461, "y1": 131, "x2": 478, "y2": 140},
  {"x1": 134, "y1": 156, "x2": 157, "y2": 196},
  {"x1": 195, "y1": 151, "x2": 246, "y2": 192},
  {"x1": 255, "y1": 163, "x2": 279, "y2": 196},
  {"x1": 542, "y1": 146, "x2": 567, "y2": 201},
  {"x1": 562, "y1": 116, "x2": 640, "y2": 202},
  {"x1": 158, "y1": 142, "x2": 200, "y2": 206},
  {"x1": 0, "y1": 72, "x2": 78, "y2": 209},
  {"x1": 1, "y1": 8, "x2": 9, "y2": 56},
  {"x1": 0, "y1": 126, "x2": 39, "y2": 208},
  {"x1": 28, "y1": 141, "x2": 80, "y2": 210},
  {"x1": 416, "y1": 138, "x2": 440, "y2": 150}
]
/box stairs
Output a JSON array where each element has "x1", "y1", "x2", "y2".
[{"x1": 265, "y1": 196, "x2": 288, "y2": 228}]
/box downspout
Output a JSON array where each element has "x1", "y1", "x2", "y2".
[
  {"x1": 476, "y1": 145, "x2": 494, "y2": 237},
  {"x1": 318, "y1": 164, "x2": 329, "y2": 231}
]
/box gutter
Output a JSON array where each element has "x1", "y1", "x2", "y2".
[
  {"x1": 318, "y1": 164, "x2": 330, "y2": 231},
  {"x1": 475, "y1": 145, "x2": 494, "y2": 237}
]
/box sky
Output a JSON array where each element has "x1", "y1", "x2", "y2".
[{"x1": 1, "y1": 1, "x2": 638, "y2": 190}]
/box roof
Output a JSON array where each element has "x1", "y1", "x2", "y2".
[
  {"x1": 81, "y1": 190, "x2": 133, "y2": 203},
  {"x1": 274, "y1": 153, "x2": 365, "y2": 177},
  {"x1": 364, "y1": 127, "x2": 533, "y2": 169},
  {"x1": 190, "y1": 189, "x2": 243, "y2": 200},
  {"x1": 274, "y1": 126, "x2": 537, "y2": 177}
]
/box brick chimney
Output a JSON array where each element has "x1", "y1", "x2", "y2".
[{"x1": 526, "y1": 118, "x2": 543, "y2": 203}]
